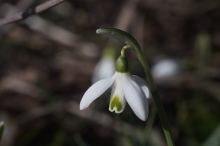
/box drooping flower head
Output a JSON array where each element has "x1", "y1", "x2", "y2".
[
  {"x1": 80, "y1": 46, "x2": 151, "y2": 121},
  {"x1": 91, "y1": 28, "x2": 175, "y2": 145}
]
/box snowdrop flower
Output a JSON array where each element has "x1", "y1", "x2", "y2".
[
  {"x1": 152, "y1": 58, "x2": 180, "y2": 80},
  {"x1": 92, "y1": 57, "x2": 115, "y2": 83},
  {"x1": 80, "y1": 53, "x2": 151, "y2": 121},
  {"x1": 92, "y1": 47, "x2": 115, "y2": 83}
]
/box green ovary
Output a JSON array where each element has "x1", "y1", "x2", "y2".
[{"x1": 110, "y1": 95, "x2": 122, "y2": 112}]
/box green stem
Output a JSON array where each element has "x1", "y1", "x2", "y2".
[
  {"x1": 139, "y1": 50, "x2": 175, "y2": 146},
  {"x1": 121, "y1": 45, "x2": 130, "y2": 56},
  {"x1": 96, "y1": 28, "x2": 175, "y2": 146},
  {"x1": 0, "y1": 121, "x2": 4, "y2": 141},
  {"x1": 152, "y1": 90, "x2": 175, "y2": 146}
]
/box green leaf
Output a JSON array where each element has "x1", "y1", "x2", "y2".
[
  {"x1": 202, "y1": 124, "x2": 220, "y2": 146},
  {"x1": 0, "y1": 121, "x2": 4, "y2": 141}
]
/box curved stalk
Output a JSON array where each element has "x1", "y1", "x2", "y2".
[{"x1": 97, "y1": 28, "x2": 175, "y2": 146}]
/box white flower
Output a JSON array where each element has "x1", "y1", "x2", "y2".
[
  {"x1": 92, "y1": 47, "x2": 116, "y2": 83},
  {"x1": 80, "y1": 66, "x2": 151, "y2": 121},
  {"x1": 152, "y1": 58, "x2": 180, "y2": 80},
  {"x1": 92, "y1": 56, "x2": 115, "y2": 83}
]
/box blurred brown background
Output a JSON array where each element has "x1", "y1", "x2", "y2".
[{"x1": 0, "y1": 0, "x2": 220, "y2": 146}]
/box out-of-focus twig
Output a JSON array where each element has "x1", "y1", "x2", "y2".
[
  {"x1": 0, "y1": 0, "x2": 36, "y2": 38},
  {"x1": 0, "y1": 0, "x2": 65, "y2": 27}
]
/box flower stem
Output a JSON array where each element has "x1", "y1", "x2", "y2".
[
  {"x1": 138, "y1": 50, "x2": 175, "y2": 146},
  {"x1": 121, "y1": 45, "x2": 130, "y2": 56},
  {"x1": 151, "y1": 90, "x2": 175, "y2": 146}
]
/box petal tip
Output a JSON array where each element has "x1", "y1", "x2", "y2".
[
  {"x1": 135, "y1": 109, "x2": 148, "y2": 121},
  {"x1": 79, "y1": 106, "x2": 84, "y2": 110},
  {"x1": 139, "y1": 115, "x2": 148, "y2": 121},
  {"x1": 79, "y1": 76, "x2": 115, "y2": 111},
  {"x1": 79, "y1": 102, "x2": 88, "y2": 110}
]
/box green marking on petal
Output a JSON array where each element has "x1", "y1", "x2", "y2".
[{"x1": 110, "y1": 95, "x2": 122, "y2": 112}]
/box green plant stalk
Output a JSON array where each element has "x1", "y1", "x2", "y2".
[
  {"x1": 97, "y1": 28, "x2": 175, "y2": 146},
  {"x1": 133, "y1": 46, "x2": 174, "y2": 146},
  {"x1": 0, "y1": 121, "x2": 4, "y2": 141}
]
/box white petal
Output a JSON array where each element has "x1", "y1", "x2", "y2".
[
  {"x1": 80, "y1": 75, "x2": 115, "y2": 110},
  {"x1": 109, "y1": 78, "x2": 126, "y2": 113},
  {"x1": 123, "y1": 77, "x2": 149, "y2": 121},
  {"x1": 132, "y1": 75, "x2": 152, "y2": 99}
]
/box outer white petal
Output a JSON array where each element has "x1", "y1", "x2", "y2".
[
  {"x1": 80, "y1": 74, "x2": 115, "y2": 110},
  {"x1": 123, "y1": 75, "x2": 149, "y2": 121},
  {"x1": 132, "y1": 75, "x2": 152, "y2": 99}
]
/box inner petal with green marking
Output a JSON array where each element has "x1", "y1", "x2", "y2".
[{"x1": 110, "y1": 95, "x2": 123, "y2": 113}]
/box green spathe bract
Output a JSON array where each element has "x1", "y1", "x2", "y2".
[
  {"x1": 115, "y1": 55, "x2": 128, "y2": 73},
  {"x1": 110, "y1": 95, "x2": 122, "y2": 112}
]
